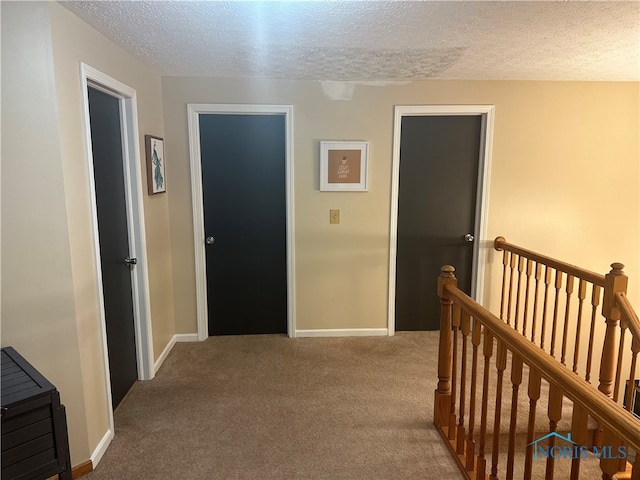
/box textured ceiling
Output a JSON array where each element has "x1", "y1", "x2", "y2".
[{"x1": 61, "y1": 1, "x2": 640, "y2": 81}]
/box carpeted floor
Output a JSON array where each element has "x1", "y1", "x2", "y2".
[{"x1": 85, "y1": 332, "x2": 461, "y2": 479}]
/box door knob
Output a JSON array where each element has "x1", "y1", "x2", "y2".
[
  {"x1": 124, "y1": 257, "x2": 137, "y2": 265},
  {"x1": 206, "y1": 236, "x2": 216, "y2": 245},
  {"x1": 464, "y1": 234, "x2": 475, "y2": 243}
]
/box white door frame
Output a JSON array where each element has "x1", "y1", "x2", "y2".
[
  {"x1": 187, "y1": 104, "x2": 296, "y2": 340},
  {"x1": 80, "y1": 64, "x2": 155, "y2": 434},
  {"x1": 387, "y1": 105, "x2": 495, "y2": 335}
]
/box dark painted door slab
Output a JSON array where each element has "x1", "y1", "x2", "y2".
[
  {"x1": 199, "y1": 114, "x2": 287, "y2": 335},
  {"x1": 88, "y1": 87, "x2": 138, "y2": 408},
  {"x1": 395, "y1": 115, "x2": 481, "y2": 331}
]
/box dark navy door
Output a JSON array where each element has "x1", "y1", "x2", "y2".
[
  {"x1": 395, "y1": 115, "x2": 481, "y2": 331},
  {"x1": 199, "y1": 114, "x2": 287, "y2": 335},
  {"x1": 88, "y1": 86, "x2": 138, "y2": 408}
]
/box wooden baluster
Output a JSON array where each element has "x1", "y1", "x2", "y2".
[
  {"x1": 613, "y1": 324, "x2": 626, "y2": 402},
  {"x1": 514, "y1": 256, "x2": 525, "y2": 332},
  {"x1": 569, "y1": 403, "x2": 588, "y2": 480},
  {"x1": 624, "y1": 335, "x2": 639, "y2": 413},
  {"x1": 524, "y1": 369, "x2": 542, "y2": 480},
  {"x1": 590, "y1": 286, "x2": 606, "y2": 449},
  {"x1": 599, "y1": 427, "x2": 622, "y2": 480},
  {"x1": 550, "y1": 270, "x2": 563, "y2": 358},
  {"x1": 545, "y1": 384, "x2": 563, "y2": 480},
  {"x1": 561, "y1": 275, "x2": 575, "y2": 366},
  {"x1": 457, "y1": 310, "x2": 470, "y2": 454},
  {"x1": 522, "y1": 259, "x2": 533, "y2": 337},
  {"x1": 618, "y1": 448, "x2": 630, "y2": 475},
  {"x1": 600, "y1": 263, "x2": 628, "y2": 398},
  {"x1": 572, "y1": 280, "x2": 587, "y2": 374},
  {"x1": 490, "y1": 341, "x2": 508, "y2": 480},
  {"x1": 435, "y1": 265, "x2": 457, "y2": 428},
  {"x1": 450, "y1": 304, "x2": 461, "y2": 441},
  {"x1": 500, "y1": 250, "x2": 509, "y2": 321},
  {"x1": 506, "y1": 354, "x2": 524, "y2": 480},
  {"x1": 531, "y1": 263, "x2": 542, "y2": 343},
  {"x1": 621, "y1": 330, "x2": 639, "y2": 475},
  {"x1": 541, "y1": 266, "x2": 552, "y2": 350},
  {"x1": 586, "y1": 285, "x2": 602, "y2": 383},
  {"x1": 466, "y1": 317, "x2": 482, "y2": 471},
  {"x1": 507, "y1": 254, "x2": 517, "y2": 326},
  {"x1": 632, "y1": 454, "x2": 639, "y2": 480},
  {"x1": 478, "y1": 331, "x2": 494, "y2": 480}
]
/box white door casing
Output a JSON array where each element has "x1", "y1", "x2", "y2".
[
  {"x1": 388, "y1": 105, "x2": 495, "y2": 335},
  {"x1": 80, "y1": 63, "x2": 155, "y2": 461},
  {"x1": 187, "y1": 104, "x2": 296, "y2": 340}
]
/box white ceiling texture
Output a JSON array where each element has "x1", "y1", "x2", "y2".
[{"x1": 61, "y1": 1, "x2": 640, "y2": 82}]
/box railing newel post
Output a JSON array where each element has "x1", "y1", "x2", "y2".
[
  {"x1": 599, "y1": 263, "x2": 628, "y2": 397},
  {"x1": 434, "y1": 265, "x2": 457, "y2": 429}
]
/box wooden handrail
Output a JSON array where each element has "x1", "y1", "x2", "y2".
[
  {"x1": 494, "y1": 236, "x2": 605, "y2": 286},
  {"x1": 616, "y1": 292, "x2": 640, "y2": 346},
  {"x1": 444, "y1": 282, "x2": 640, "y2": 452}
]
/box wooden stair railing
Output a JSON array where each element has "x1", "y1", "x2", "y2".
[
  {"x1": 493, "y1": 237, "x2": 640, "y2": 407},
  {"x1": 435, "y1": 265, "x2": 640, "y2": 480}
]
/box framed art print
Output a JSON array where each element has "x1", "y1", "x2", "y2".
[
  {"x1": 320, "y1": 141, "x2": 369, "y2": 192},
  {"x1": 145, "y1": 134, "x2": 166, "y2": 194}
]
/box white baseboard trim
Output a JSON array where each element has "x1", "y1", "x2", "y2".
[
  {"x1": 295, "y1": 328, "x2": 389, "y2": 338},
  {"x1": 153, "y1": 334, "x2": 199, "y2": 375},
  {"x1": 90, "y1": 428, "x2": 113, "y2": 467},
  {"x1": 175, "y1": 333, "x2": 200, "y2": 342},
  {"x1": 153, "y1": 335, "x2": 177, "y2": 374}
]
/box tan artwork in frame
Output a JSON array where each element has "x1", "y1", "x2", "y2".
[{"x1": 320, "y1": 141, "x2": 369, "y2": 191}]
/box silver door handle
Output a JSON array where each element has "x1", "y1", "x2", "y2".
[
  {"x1": 124, "y1": 257, "x2": 137, "y2": 265},
  {"x1": 464, "y1": 234, "x2": 474, "y2": 243},
  {"x1": 206, "y1": 236, "x2": 216, "y2": 245}
]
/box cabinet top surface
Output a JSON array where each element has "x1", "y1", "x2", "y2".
[{"x1": 1, "y1": 347, "x2": 56, "y2": 408}]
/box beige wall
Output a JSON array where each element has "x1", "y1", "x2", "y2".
[
  {"x1": 162, "y1": 78, "x2": 639, "y2": 334},
  {"x1": 49, "y1": 2, "x2": 175, "y2": 365},
  {"x1": 2, "y1": 1, "x2": 176, "y2": 465},
  {"x1": 1, "y1": 1, "x2": 90, "y2": 463},
  {"x1": 52, "y1": 4, "x2": 174, "y2": 366},
  {"x1": 49, "y1": 1, "x2": 175, "y2": 456}
]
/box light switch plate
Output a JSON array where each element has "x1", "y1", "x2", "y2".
[{"x1": 330, "y1": 209, "x2": 340, "y2": 224}]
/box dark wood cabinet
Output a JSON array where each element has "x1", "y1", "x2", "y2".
[{"x1": 1, "y1": 347, "x2": 71, "y2": 480}]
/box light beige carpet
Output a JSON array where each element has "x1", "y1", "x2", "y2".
[{"x1": 85, "y1": 332, "x2": 461, "y2": 480}]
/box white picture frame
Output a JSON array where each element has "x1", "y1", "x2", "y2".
[{"x1": 320, "y1": 141, "x2": 369, "y2": 192}]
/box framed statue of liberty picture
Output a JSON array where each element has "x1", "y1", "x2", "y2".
[
  {"x1": 320, "y1": 141, "x2": 368, "y2": 191},
  {"x1": 145, "y1": 135, "x2": 166, "y2": 194}
]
